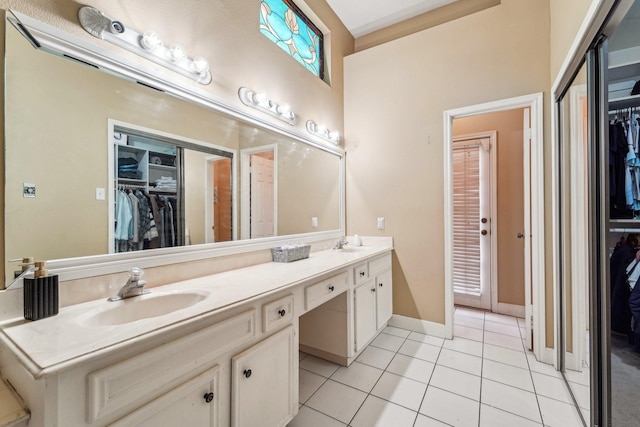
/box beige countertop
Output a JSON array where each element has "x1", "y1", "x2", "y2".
[{"x1": 0, "y1": 240, "x2": 392, "y2": 378}]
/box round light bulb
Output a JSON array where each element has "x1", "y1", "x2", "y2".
[
  {"x1": 329, "y1": 130, "x2": 340, "y2": 142},
  {"x1": 191, "y1": 56, "x2": 209, "y2": 74},
  {"x1": 254, "y1": 92, "x2": 270, "y2": 108},
  {"x1": 277, "y1": 103, "x2": 292, "y2": 117},
  {"x1": 140, "y1": 31, "x2": 162, "y2": 51},
  {"x1": 317, "y1": 124, "x2": 327, "y2": 135},
  {"x1": 169, "y1": 44, "x2": 187, "y2": 62}
]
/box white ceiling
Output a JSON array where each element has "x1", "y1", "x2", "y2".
[{"x1": 325, "y1": 0, "x2": 459, "y2": 38}]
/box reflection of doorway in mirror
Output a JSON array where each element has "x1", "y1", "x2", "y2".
[
  {"x1": 241, "y1": 145, "x2": 278, "y2": 240},
  {"x1": 250, "y1": 153, "x2": 275, "y2": 238},
  {"x1": 207, "y1": 157, "x2": 232, "y2": 243}
]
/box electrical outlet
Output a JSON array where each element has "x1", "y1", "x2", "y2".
[
  {"x1": 377, "y1": 217, "x2": 385, "y2": 230},
  {"x1": 312, "y1": 217, "x2": 318, "y2": 228},
  {"x1": 23, "y1": 183, "x2": 36, "y2": 198}
]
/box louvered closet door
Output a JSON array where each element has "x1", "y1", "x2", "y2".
[{"x1": 453, "y1": 137, "x2": 492, "y2": 310}]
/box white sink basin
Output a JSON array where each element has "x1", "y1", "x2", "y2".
[
  {"x1": 79, "y1": 290, "x2": 209, "y2": 327},
  {"x1": 339, "y1": 246, "x2": 367, "y2": 252}
]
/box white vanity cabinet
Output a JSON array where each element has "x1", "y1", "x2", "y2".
[
  {"x1": 354, "y1": 254, "x2": 393, "y2": 352},
  {"x1": 231, "y1": 325, "x2": 297, "y2": 427},
  {"x1": 354, "y1": 278, "x2": 378, "y2": 352},
  {"x1": 110, "y1": 365, "x2": 220, "y2": 427},
  {"x1": 0, "y1": 243, "x2": 394, "y2": 427}
]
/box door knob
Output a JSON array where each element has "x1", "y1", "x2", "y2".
[
  {"x1": 243, "y1": 369, "x2": 252, "y2": 378},
  {"x1": 203, "y1": 392, "x2": 214, "y2": 403},
  {"x1": 517, "y1": 233, "x2": 524, "y2": 239},
  {"x1": 481, "y1": 218, "x2": 488, "y2": 223},
  {"x1": 481, "y1": 230, "x2": 488, "y2": 235}
]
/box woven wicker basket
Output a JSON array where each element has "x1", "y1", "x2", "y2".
[{"x1": 271, "y1": 245, "x2": 311, "y2": 262}]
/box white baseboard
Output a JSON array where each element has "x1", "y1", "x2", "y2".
[
  {"x1": 388, "y1": 314, "x2": 448, "y2": 339},
  {"x1": 539, "y1": 346, "x2": 557, "y2": 368},
  {"x1": 495, "y1": 302, "x2": 525, "y2": 318}
]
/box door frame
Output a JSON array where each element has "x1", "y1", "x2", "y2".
[
  {"x1": 444, "y1": 92, "x2": 547, "y2": 363},
  {"x1": 567, "y1": 83, "x2": 589, "y2": 371},
  {"x1": 240, "y1": 144, "x2": 278, "y2": 240},
  {"x1": 452, "y1": 132, "x2": 497, "y2": 312}
]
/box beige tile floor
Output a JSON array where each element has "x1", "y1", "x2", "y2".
[{"x1": 288, "y1": 307, "x2": 585, "y2": 427}]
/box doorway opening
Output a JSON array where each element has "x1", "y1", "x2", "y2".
[
  {"x1": 205, "y1": 156, "x2": 233, "y2": 244},
  {"x1": 241, "y1": 145, "x2": 278, "y2": 239},
  {"x1": 444, "y1": 93, "x2": 548, "y2": 363}
]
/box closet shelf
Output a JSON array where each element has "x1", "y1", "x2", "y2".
[{"x1": 609, "y1": 94, "x2": 640, "y2": 110}]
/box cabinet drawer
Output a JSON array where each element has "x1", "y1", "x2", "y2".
[
  {"x1": 262, "y1": 295, "x2": 294, "y2": 333},
  {"x1": 354, "y1": 263, "x2": 369, "y2": 285},
  {"x1": 87, "y1": 309, "x2": 256, "y2": 424},
  {"x1": 369, "y1": 253, "x2": 392, "y2": 276},
  {"x1": 110, "y1": 365, "x2": 220, "y2": 427},
  {"x1": 305, "y1": 272, "x2": 348, "y2": 311}
]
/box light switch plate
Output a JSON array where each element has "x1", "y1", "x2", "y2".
[
  {"x1": 96, "y1": 187, "x2": 106, "y2": 200},
  {"x1": 377, "y1": 217, "x2": 385, "y2": 230},
  {"x1": 311, "y1": 217, "x2": 318, "y2": 228}
]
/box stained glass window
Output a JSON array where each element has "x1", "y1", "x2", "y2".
[{"x1": 259, "y1": 0, "x2": 324, "y2": 79}]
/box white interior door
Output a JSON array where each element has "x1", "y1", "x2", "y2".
[
  {"x1": 453, "y1": 136, "x2": 492, "y2": 310},
  {"x1": 250, "y1": 154, "x2": 274, "y2": 238}
]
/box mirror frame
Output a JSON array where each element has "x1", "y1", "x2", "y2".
[{"x1": 5, "y1": 10, "x2": 345, "y2": 286}]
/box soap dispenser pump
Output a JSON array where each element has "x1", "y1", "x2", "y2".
[{"x1": 23, "y1": 260, "x2": 59, "y2": 321}]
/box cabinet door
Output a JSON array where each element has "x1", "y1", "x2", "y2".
[
  {"x1": 354, "y1": 280, "x2": 377, "y2": 353},
  {"x1": 110, "y1": 365, "x2": 220, "y2": 427},
  {"x1": 231, "y1": 325, "x2": 297, "y2": 427},
  {"x1": 376, "y1": 269, "x2": 393, "y2": 330}
]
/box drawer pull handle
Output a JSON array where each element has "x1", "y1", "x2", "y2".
[
  {"x1": 278, "y1": 309, "x2": 286, "y2": 317},
  {"x1": 371, "y1": 288, "x2": 376, "y2": 293},
  {"x1": 244, "y1": 369, "x2": 252, "y2": 378},
  {"x1": 360, "y1": 271, "x2": 366, "y2": 277},
  {"x1": 203, "y1": 392, "x2": 214, "y2": 403},
  {"x1": 328, "y1": 285, "x2": 335, "y2": 292},
  {"x1": 379, "y1": 283, "x2": 383, "y2": 287}
]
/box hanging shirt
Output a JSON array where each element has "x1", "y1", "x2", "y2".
[{"x1": 115, "y1": 191, "x2": 132, "y2": 242}]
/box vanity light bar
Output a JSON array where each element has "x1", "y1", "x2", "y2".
[
  {"x1": 78, "y1": 6, "x2": 212, "y2": 85},
  {"x1": 306, "y1": 120, "x2": 340, "y2": 144},
  {"x1": 238, "y1": 87, "x2": 297, "y2": 125}
]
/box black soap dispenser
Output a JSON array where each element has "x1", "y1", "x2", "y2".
[{"x1": 24, "y1": 261, "x2": 59, "y2": 321}]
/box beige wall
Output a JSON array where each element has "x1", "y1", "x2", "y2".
[
  {"x1": 550, "y1": 0, "x2": 594, "y2": 83},
  {"x1": 454, "y1": 109, "x2": 526, "y2": 307},
  {"x1": 344, "y1": 0, "x2": 550, "y2": 325}
]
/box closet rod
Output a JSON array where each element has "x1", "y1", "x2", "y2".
[
  {"x1": 118, "y1": 183, "x2": 147, "y2": 189},
  {"x1": 609, "y1": 227, "x2": 640, "y2": 233}
]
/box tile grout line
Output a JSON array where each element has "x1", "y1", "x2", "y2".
[
  {"x1": 296, "y1": 313, "x2": 549, "y2": 427},
  {"x1": 413, "y1": 330, "x2": 446, "y2": 426},
  {"x1": 520, "y1": 315, "x2": 546, "y2": 426}
]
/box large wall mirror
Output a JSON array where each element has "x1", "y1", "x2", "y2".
[{"x1": 3, "y1": 12, "x2": 344, "y2": 286}]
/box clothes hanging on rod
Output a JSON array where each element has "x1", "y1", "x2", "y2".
[
  {"x1": 114, "y1": 188, "x2": 178, "y2": 252},
  {"x1": 610, "y1": 106, "x2": 640, "y2": 218},
  {"x1": 610, "y1": 232, "x2": 639, "y2": 336}
]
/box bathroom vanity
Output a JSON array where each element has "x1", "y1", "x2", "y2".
[{"x1": 0, "y1": 240, "x2": 393, "y2": 427}]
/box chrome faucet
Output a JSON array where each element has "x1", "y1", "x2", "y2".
[
  {"x1": 108, "y1": 267, "x2": 149, "y2": 301},
  {"x1": 333, "y1": 236, "x2": 349, "y2": 250}
]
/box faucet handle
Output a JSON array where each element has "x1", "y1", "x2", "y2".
[{"x1": 129, "y1": 267, "x2": 144, "y2": 280}]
